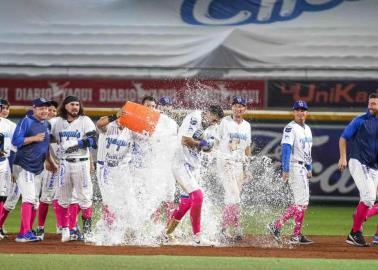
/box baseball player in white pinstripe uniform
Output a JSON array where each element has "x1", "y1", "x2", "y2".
[
  {"x1": 51, "y1": 96, "x2": 96, "y2": 242},
  {"x1": 0, "y1": 100, "x2": 16, "y2": 239},
  {"x1": 165, "y1": 105, "x2": 224, "y2": 245},
  {"x1": 217, "y1": 96, "x2": 251, "y2": 242},
  {"x1": 268, "y1": 100, "x2": 313, "y2": 245}
]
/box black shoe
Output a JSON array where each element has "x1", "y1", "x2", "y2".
[
  {"x1": 35, "y1": 227, "x2": 45, "y2": 240},
  {"x1": 289, "y1": 234, "x2": 313, "y2": 245},
  {"x1": 346, "y1": 230, "x2": 369, "y2": 247},
  {"x1": 0, "y1": 227, "x2": 8, "y2": 239},
  {"x1": 267, "y1": 223, "x2": 281, "y2": 242}
]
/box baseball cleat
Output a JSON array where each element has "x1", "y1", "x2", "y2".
[
  {"x1": 346, "y1": 230, "x2": 369, "y2": 247},
  {"x1": 233, "y1": 227, "x2": 243, "y2": 242},
  {"x1": 56, "y1": 227, "x2": 62, "y2": 234},
  {"x1": 61, "y1": 227, "x2": 70, "y2": 242},
  {"x1": 372, "y1": 234, "x2": 378, "y2": 245},
  {"x1": 267, "y1": 223, "x2": 281, "y2": 243},
  {"x1": 15, "y1": 231, "x2": 41, "y2": 242},
  {"x1": 289, "y1": 234, "x2": 314, "y2": 245},
  {"x1": 192, "y1": 233, "x2": 201, "y2": 245},
  {"x1": 0, "y1": 228, "x2": 8, "y2": 240},
  {"x1": 83, "y1": 218, "x2": 92, "y2": 235},
  {"x1": 36, "y1": 227, "x2": 45, "y2": 240},
  {"x1": 69, "y1": 229, "x2": 84, "y2": 241}
]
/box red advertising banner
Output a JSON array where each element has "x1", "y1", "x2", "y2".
[{"x1": 0, "y1": 79, "x2": 265, "y2": 109}]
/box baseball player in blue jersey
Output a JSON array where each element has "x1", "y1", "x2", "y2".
[
  {"x1": 268, "y1": 100, "x2": 313, "y2": 245},
  {"x1": 11, "y1": 98, "x2": 58, "y2": 242},
  {"x1": 339, "y1": 93, "x2": 378, "y2": 247}
]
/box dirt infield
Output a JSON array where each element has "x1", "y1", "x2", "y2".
[{"x1": 0, "y1": 234, "x2": 377, "y2": 259}]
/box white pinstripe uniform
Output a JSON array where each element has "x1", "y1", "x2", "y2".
[
  {"x1": 173, "y1": 110, "x2": 216, "y2": 194},
  {"x1": 96, "y1": 120, "x2": 131, "y2": 205},
  {"x1": 0, "y1": 117, "x2": 16, "y2": 198},
  {"x1": 217, "y1": 116, "x2": 251, "y2": 204},
  {"x1": 51, "y1": 116, "x2": 96, "y2": 209},
  {"x1": 281, "y1": 121, "x2": 313, "y2": 206}
]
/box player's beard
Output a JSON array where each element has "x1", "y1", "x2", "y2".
[
  {"x1": 67, "y1": 111, "x2": 79, "y2": 118},
  {"x1": 369, "y1": 108, "x2": 378, "y2": 117}
]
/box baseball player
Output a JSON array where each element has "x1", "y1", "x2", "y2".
[
  {"x1": 11, "y1": 98, "x2": 58, "y2": 242},
  {"x1": 151, "y1": 96, "x2": 179, "y2": 223},
  {"x1": 35, "y1": 101, "x2": 59, "y2": 240},
  {"x1": 51, "y1": 96, "x2": 97, "y2": 242},
  {"x1": 95, "y1": 107, "x2": 131, "y2": 226},
  {"x1": 217, "y1": 96, "x2": 251, "y2": 242},
  {"x1": 165, "y1": 105, "x2": 224, "y2": 245},
  {"x1": 268, "y1": 100, "x2": 313, "y2": 245},
  {"x1": 0, "y1": 99, "x2": 16, "y2": 239},
  {"x1": 338, "y1": 93, "x2": 378, "y2": 247}
]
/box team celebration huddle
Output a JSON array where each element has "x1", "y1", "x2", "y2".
[{"x1": 0, "y1": 93, "x2": 378, "y2": 247}]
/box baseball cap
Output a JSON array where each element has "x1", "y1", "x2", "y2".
[
  {"x1": 32, "y1": 98, "x2": 51, "y2": 107},
  {"x1": 232, "y1": 96, "x2": 247, "y2": 106},
  {"x1": 293, "y1": 100, "x2": 308, "y2": 110},
  {"x1": 159, "y1": 96, "x2": 173, "y2": 106}
]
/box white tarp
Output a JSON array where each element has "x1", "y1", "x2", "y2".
[{"x1": 0, "y1": 0, "x2": 377, "y2": 78}]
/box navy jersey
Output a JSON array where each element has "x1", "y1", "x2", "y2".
[
  {"x1": 12, "y1": 115, "x2": 51, "y2": 175},
  {"x1": 341, "y1": 112, "x2": 378, "y2": 169}
]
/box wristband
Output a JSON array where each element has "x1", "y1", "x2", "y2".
[{"x1": 108, "y1": 114, "x2": 118, "y2": 122}]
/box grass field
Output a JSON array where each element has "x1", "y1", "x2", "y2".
[{"x1": 1, "y1": 204, "x2": 378, "y2": 270}]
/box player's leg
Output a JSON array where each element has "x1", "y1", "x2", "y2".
[
  {"x1": 0, "y1": 182, "x2": 20, "y2": 239},
  {"x1": 14, "y1": 166, "x2": 40, "y2": 242},
  {"x1": 0, "y1": 161, "x2": 8, "y2": 217},
  {"x1": 30, "y1": 173, "x2": 43, "y2": 231},
  {"x1": 56, "y1": 161, "x2": 73, "y2": 242},
  {"x1": 37, "y1": 170, "x2": 58, "y2": 238},
  {"x1": 73, "y1": 161, "x2": 93, "y2": 236},
  {"x1": 346, "y1": 159, "x2": 376, "y2": 246}
]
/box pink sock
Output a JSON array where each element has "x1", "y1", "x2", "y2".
[
  {"x1": 189, "y1": 189, "x2": 203, "y2": 235},
  {"x1": 222, "y1": 204, "x2": 240, "y2": 229},
  {"x1": 293, "y1": 206, "x2": 307, "y2": 236},
  {"x1": 0, "y1": 208, "x2": 10, "y2": 227},
  {"x1": 20, "y1": 202, "x2": 33, "y2": 234},
  {"x1": 352, "y1": 202, "x2": 369, "y2": 233},
  {"x1": 172, "y1": 196, "x2": 192, "y2": 221},
  {"x1": 82, "y1": 207, "x2": 92, "y2": 220},
  {"x1": 0, "y1": 201, "x2": 4, "y2": 216},
  {"x1": 68, "y1": 204, "x2": 80, "y2": 230},
  {"x1": 38, "y1": 202, "x2": 49, "y2": 227},
  {"x1": 152, "y1": 207, "x2": 161, "y2": 223},
  {"x1": 53, "y1": 200, "x2": 62, "y2": 228},
  {"x1": 366, "y1": 203, "x2": 378, "y2": 219},
  {"x1": 30, "y1": 208, "x2": 37, "y2": 229},
  {"x1": 274, "y1": 205, "x2": 297, "y2": 230},
  {"x1": 58, "y1": 203, "x2": 69, "y2": 228}
]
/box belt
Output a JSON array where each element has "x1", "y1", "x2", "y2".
[
  {"x1": 97, "y1": 160, "x2": 118, "y2": 168},
  {"x1": 65, "y1": 157, "x2": 89, "y2": 163},
  {"x1": 291, "y1": 161, "x2": 305, "y2": 165}
]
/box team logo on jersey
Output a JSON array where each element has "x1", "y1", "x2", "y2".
[
  {"x1": 180, "y1": 0, "x2": 349, "y2": 26},
  {"x1": 229, "y1": 132, "x2": 248, "y2": 141},
  {"x1": 59, "y1": 130, "x2": 81, "y2": 141},
  {"x1": 284, "y1": 127, "x2": 292, "y2": 133},
  {"x1": 105, "y1": 137, "x2": 129, "y2": 151},
  {"x1": 190, "y1": 117, "x2": 198, "y2": 126}
]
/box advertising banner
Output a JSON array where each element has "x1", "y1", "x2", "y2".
[
  {"x1": 0, "y1": 79, "x2": 264, "y2": 109},
  {"x1": 268, "y1": 81, "x2": 378, "y2": 108}
]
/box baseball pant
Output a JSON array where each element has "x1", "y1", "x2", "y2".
[
  {"x1": 57, "y1": 160, "x2": 93, "y2": 209},
  {"x1": 0, "y1": 160, "x2": 11, "y2": 197},
  {"x1": 288, "y1": 163, "x2": 310, "y2": 206},
  {"x1": 14, "y1": 165, "x2": 43, "y2": 209},
  {"x1": 40, "y1": 170, "x2": 59, "y2": 204},
  {"x1": 218, "y1": 159, "x2": 244, "y2": 205},
  {"x1": 349, "y1": 158, "x2": 378, "y2": 207},
  {"x1": 172, "y1": 161, "x2": 200, "y2": 194}
]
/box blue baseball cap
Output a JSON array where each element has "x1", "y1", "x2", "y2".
[
  {"x1": 159, "y1": 96, "x2": 173, "y2": 106},
  {"x1": 32, "y1": 98, "x2": 51, "y2": 107},
  {"x1": 232, "y1": 96, "x2": 247, "y2": 106},
  {"x1": 293, "y1": 100, "x2": 308, "y2": 110}
]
